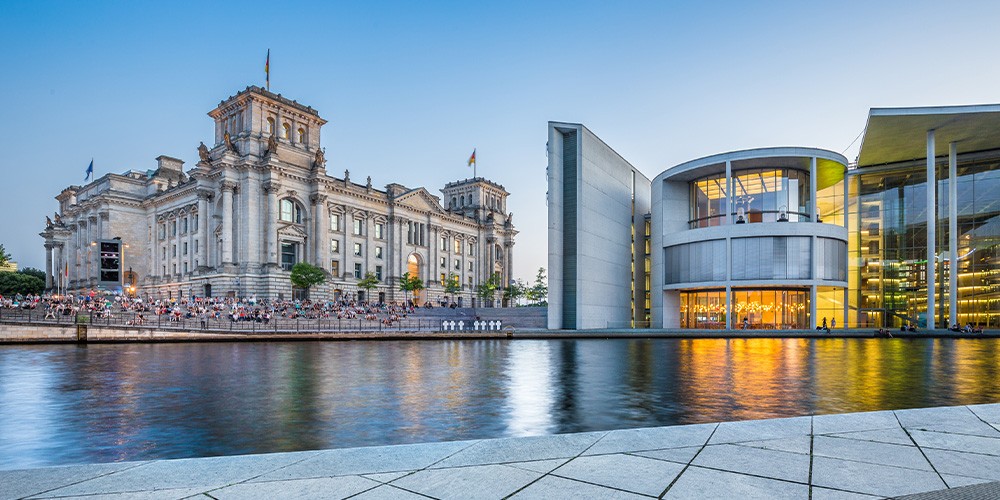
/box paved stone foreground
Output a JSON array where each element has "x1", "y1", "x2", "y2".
[{"x1": 5, "y1": 404, "x2": 1000, "y2": 500}]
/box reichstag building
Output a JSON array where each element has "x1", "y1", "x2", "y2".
[{"x1": 41, "y1": 86, "x2": 517, "y2": 304}]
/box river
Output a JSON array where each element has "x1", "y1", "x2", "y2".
[{"x1": 2, "y1": 338, "x2": 999, "y2": 470}]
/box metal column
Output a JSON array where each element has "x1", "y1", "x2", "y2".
[
  {"x1": 926, "y1": 130, "x2": 936, "y2": 328},
  {"x1": 949, "y1": 142, "x2": 958, "y2": 328}
]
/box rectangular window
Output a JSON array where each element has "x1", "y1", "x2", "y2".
[
  {"x1": 331, "y1": 260, "x2": 339, "y2": 276},
  {"x1": 172, "y1": 245, "x2": 177, "y2": 257},
  {"x1": 354, "y1": 263, "x2": 362, "y2": 279},
  {"x1": 173, "y1": 264, "x2": 176, "y2": 274},
  {"x1": 183, "y1": 242, "x2": 188, "y2": 255},
  {"x1": 468, "y1": 261, "x2": 473, "y2": 272},
  {"x1": 183, "y1": 262, "x2": 188, "y2": 273},
  {"x1": 162, "y1": 247, "x2": 166, "y2": 259},
  {"x1": 331, "y1": 239, "x2": 340, "y2": 253},
  {"x1": 281, "y1": 242, "x2": 297, "y2": 271},
  {"x1": 353, "y1": 219, "x2": 363, "y2": 235},
  {"x1": 455, "y1": 258, "x2": 461, "y2": 271},
  {"x1": 375, "y1": 265, "x2": 383, "y2": 280},
  {"x1": 354, "y1": 242, "x2": 362, "y2": 256},
  {"x1": 181, "y1": 218, "x2": 188, "y2": 234},
  {"x1": 454, "y1": 239, "x2": 462, "y2": 254},
  {"x1": 440, "y1": 256, "x2": 446, "y2": 268},
  {"x1": 194, "y1": 240, "x2": 199, "y2": 253},
  {"x1": 468, "y1": 242, "x2": 474, "y2": 255},
  {"x1": 330, "y1": 213, "x2": 340, "y2": 232},
  {"x1": 468, "y1": 276, "x2": 473, "y2": 286},
  {"x1": 375, "y1": 246, "x2": 383, "y2": 259},
  {"x1": 440, "y1": 272, "x2": 446, "y2": 283},
  {"x1": 192, "y1": 215, "x2": 198, "y2": 231},
  {"x1": 159, "y1": 224, "x2": 166, "y2": 239},
  {"x1": 170, "y1": 221, "x2": 176, "y2": 236},
  {"x1": 441, "y1": 236, "x2": 448, "y2": 250},
  {"x1": 374, "y1": 222, "x2": 384, "y2": 239}
]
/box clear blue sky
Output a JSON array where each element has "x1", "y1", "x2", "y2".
[{"x1": 3, "y1": 0, "x2": 1000, "y2": 279}]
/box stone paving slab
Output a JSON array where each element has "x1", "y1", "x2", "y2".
[{"x1": 6, "y1": 403, "x2": 1000, "y2": 500}]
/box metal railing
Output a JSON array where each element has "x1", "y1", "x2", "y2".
[{"x1": 0, "y1": 308, "x2": 497, "y2": 334}]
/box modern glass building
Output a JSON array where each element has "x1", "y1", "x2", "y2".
[
  {"x1": 650, "y1": 148, "x2": 849, "y2": 330},
  {"x1": 849, "y1": 105, "x2": 1000, "y2": 329},
  {"x1": 548, "y1": 105, "x2": 1000, "y2": 330}
]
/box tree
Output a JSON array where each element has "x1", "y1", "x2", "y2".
[
  {"x1": 357, "y1": 272, "x2": 380, "y2": 302},
  {"x1": 0, "y1": 272, "x2": 44, "y2": 296},
  {"x1": 398, "y1": 272, "x2": 424, "y2": 303},
  {"x1": 18, "y1": 268, "x2": 46, "y2": 281},
  {"x1": 503, "y1": 279, "x2": 527, "y2": 307},
  {"x1": 289, "y1": 262, "x2": 326, "y2": 293},
  {"x1": 526, "y1": 267, "x2": 548, "y2": 306},
  {"x1": 443, "y1": 272, "x2": 461, "y2": 301},
  {"x1": 476, "y1": 272, "x2": 502, "y2": 307},
  {"x1": 0, "y1": 245, "x2": 10, "y2": 267}
]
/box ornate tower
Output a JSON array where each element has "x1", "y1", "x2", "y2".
[{"x1": 206, "y1": 86, "x2": 328, "y2": 172}]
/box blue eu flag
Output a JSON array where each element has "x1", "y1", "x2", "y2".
[{"x1": 85, "y1": 160, "x2": 93, "y2": 181}]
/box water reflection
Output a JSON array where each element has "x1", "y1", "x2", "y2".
[{"x1": 2, "y1": 338, "x2": 1000, "y2": 470}]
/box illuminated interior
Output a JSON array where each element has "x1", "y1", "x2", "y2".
[
  {"x1": 680, "y1": 288, "x2": 809, "y2": 329},
  {"x1": 690, "y1": 168, "x2": 812, "y2": 228}
]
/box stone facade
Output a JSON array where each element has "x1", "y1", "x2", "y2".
[{"x1": 40, "y1": 86, "x2": 517, "y2": 304}]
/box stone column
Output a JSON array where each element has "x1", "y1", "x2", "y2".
[
  {"x1": 244, "y1": 171, "x2": 261, "y2": 268},
  {"x1": 44, "y1": 244, "x2": 53, "y2": 289},
  {"x1": 263, "y1": 181, "x2": 280, "y2": 267},
  {"x1": 221, "y1": 182, "x2": 236, "y2": 265},
  {"x1": 54, "y1": 244, "x2": 63, "y2": 292},
  {"x1": 197, "y1": 191, "x2": 211, "y2": 269},
  {"x1": 432, "y1": 227, "x2": 441, "y2": 285},
  {"x1": 312, "y1": 194, "x2": 329, "y2": 268},
  {"x1": 506, "y1": 241, "x2": 514, "y2": 285},
  {"x1": 88, "y1": 216, "x2": 98, "y2": 285}
]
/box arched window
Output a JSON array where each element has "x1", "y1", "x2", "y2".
[
  {"x1": 460, "y1": 195, "x2": 465, "y2": 206},
  {"x1": 282, "y1": 123, "x2": 291, "y2": 139},
  {"x1": 279, "y1": 198, "x2": 302, "y2": 223},
  {"x1": 297, "y1": 127, "x2": 306, "y2": 143},
  {"x1": 407, "y1": 254, "x2": 420, "y2": 277},
  {"x1": 451, "y1": 197, "x2": 457, "y2": 208},
  {"x1": 266, "y1": 117, "x2": 275, "y2": 135}
]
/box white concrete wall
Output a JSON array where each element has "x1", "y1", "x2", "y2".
[
  {"x1": 652, "y1": 179, "x2": 690, "y2": 327},
  {"x1": 575, "y1": 127, "x2": 648, "y2": 329},
  {"x1": 546, "y1": 127, "x2": 565, "y2": 329}
]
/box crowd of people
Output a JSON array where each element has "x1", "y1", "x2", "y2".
[{"x1": 0, "y1": 292, "x2": 422, "y2": 328}]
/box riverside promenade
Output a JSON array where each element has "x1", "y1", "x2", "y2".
[{"x1": 4, "y1": 404, "x2": 1000, "y2": 499}]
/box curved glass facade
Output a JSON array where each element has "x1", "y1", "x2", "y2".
[
  {"x1": 680, "y1": 288, "x2": 810, "y2": 329},
  {"x1": 690, "y1": 168, "x2": 811, "y2": 228}
]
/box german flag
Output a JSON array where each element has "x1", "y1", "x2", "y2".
[{"x1": 467, "y1": 149, "x2": 476, "y2": 167}]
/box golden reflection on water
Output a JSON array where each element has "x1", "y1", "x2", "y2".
[{"x1": 672, "y1": 338, "x2": 1000, "y2": 423}]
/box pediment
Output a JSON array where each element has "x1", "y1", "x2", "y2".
[
  {"x1": 396, "y1": 188, "x2": 444, "y2": 213},
  {"x1": 277, "y1": 223, "x2": 308, "y2": 239}
]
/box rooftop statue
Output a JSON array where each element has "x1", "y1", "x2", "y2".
[{"x1": 198, "y1": 142, "x2": 211, "y2": 162}]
